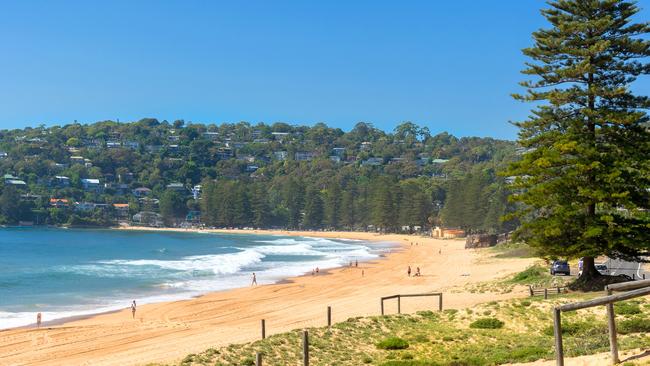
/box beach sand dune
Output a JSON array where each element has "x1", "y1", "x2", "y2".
[{"x1": 0, "y1": 230, "x2": 534, "y2": 366}]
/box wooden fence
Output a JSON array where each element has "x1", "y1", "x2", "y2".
[
  {"x1": 380, "y1": 292, "x2": 443, "y2": 315},
  {"x1": 553, "y1": 279, "x2": 650, "y2": 366},
  {"x1": 254, "y1": 291, "x2": 443, "y2": 365},
  {"x1": 528, "y1": 286, "x2": 568, "y2": 299}
]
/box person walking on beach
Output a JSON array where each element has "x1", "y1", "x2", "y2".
[
  {"x1": 355, "y1": 260, "x2": 358, "y2": 267},
  {"x1": 131, "y1": 300, "x2": 137, "y2": 319},
  {"x1": 415, "y1": 267, "x2": 421, "y2": 277},
  {"x1": 407, "y1": 266, "x2": 412, "y2": 277},
  {"x1": 36, "y1": 312, "x2": 42, "y2": 328},
  {"x1": 251, "y1": 272, "x2": 257, "y2": 286}
]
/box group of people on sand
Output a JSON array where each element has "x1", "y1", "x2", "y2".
[{"x1": 407, "y1": 265, "x2": 421, "y2": 277}]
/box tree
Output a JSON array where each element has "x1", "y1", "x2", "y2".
[
  {"x1": 303, "y1": 186, "x2": 324, "y2": 229},
  {"x1": 324, "y1": 183, "x2": 342, "y2": 229},
  {"x1": 340, "y1": 190, "x2": 356, "y2": 229},
  {"x1": 159, "y1": 189, "x2": 186, "y2": 226},
  {"x1": 0, "y1": 186, "x2": 20, "y2": 224},
  {"x1": 250, "y1": 182, "x2": 270, "y2": 228},
  {"x1": 507, "y1": 0, "x2": 650, "y2": 283},
  {"x1": 372, "y1": 177, "x2": 397, "y2": 232}
]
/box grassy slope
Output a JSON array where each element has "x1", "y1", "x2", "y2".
[{"x1": 152, "y1": 264, "x2": 650, "y2": 366}]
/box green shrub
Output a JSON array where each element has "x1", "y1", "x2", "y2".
[
  {"x1": 469, "y1": 318, "x2": 504, "y2": 329},
  {"x1": 362, "y1": 356, "x2": 373, "y2": 363},
  {"x1": 241, "y1": 357, "x2": 255, "y2": 366},
  {"x1": 381, "y1": 361, "x2": 440, "y2": 366},
  {"x1": 509, "y1": 265, "x2": 547, "y2": 284},
  {"x1": 614, "y1": 301, "x2": 642, "y2": 315},
  {"x1": 401, "y1": 352, "x2": 414, "y2": 360},
  {"x1": 416, "y1": 310, "x2": 434, "y2": 317},
  {"x1": 543, "y1": 321, "x2": 607, "y2": 336},
  {"x1": 376, "y1": 337, "x2": 410, "y2": 350},
  {"x1": 617, "y1": 317, "x2": 650, "y2": 334},
  {"x1": 520, "y1": 300, "x2": 532, "y2": 307}
]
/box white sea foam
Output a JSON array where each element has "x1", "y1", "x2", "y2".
[{"x1": 99, "y1": 249, "x2": 264, "y2": 275}]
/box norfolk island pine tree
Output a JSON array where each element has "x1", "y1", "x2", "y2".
[{"x1": 506, "y1": 0, "x2": 650, "y2": 286}]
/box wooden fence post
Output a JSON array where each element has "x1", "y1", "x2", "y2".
[
  {"x1": 381, "y1": 298, "x2": 384, "y2": 315},
  {"x1": 302, "y1": 330, "x2": 309, "y2": 366},
  {"x1": 632, "y1": 273, "x2": 636, "y2": 281},
  {"x1": 529, "y1": 285, "x2": 534, "y2": 297},
  {"x1": 606, "y1": 302, "x2": 620, "y2": 364},
  {"x1": 544, "y1": 288, "x2": 548, "y2": 300},
  {"x1": 438, "y1": 293, "x2": 443, "y2": 311},
  {"x1": 256, "y1": 352, "x2": 262, "y2": 366},
  {"x1": 397, "y1": 295, "x2": 401, "y2": 314},
  {"x1": 553, "y1": 308, "x2": 564, "y2": 366},
  {"x1": 644, "y1": 273, "x2": 646, "y2": 280},
  {"x1": 557, "y1": 286, "x2": 560, "y2": 294},
  {"x1": 261, "y1": 319, "x2": 266, "y2": 339},
  {"x1": 327, "y1": 306, "x2": 331, "y2": 328}
]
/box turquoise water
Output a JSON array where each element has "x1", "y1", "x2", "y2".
[{"x1": 0, "y1": 228, "x2": 391, "y2": 329}]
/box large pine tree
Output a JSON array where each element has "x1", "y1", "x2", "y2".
[{"x1": 508, "y1": 0, "x2": 650, "y2": 282}]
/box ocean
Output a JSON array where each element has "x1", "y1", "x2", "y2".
[{"x1": 0, "y1": 228, "x2": 392, "y2": 329}]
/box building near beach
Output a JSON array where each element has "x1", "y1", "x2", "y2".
[{"x1": 432, "y1": 226, "x2": 465, "y2": 239}]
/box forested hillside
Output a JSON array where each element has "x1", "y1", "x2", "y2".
[{"x1": 0, "y1": 119, "x2": 518, "y2": 233}]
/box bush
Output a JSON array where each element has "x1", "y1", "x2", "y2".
[
  {"x1": 617, "y1": 317, "x2": 650, "y2": 334},
  {"x1": 469, "y1": 318, "x2": 504, "y2": 329},
  {"x1": 543, "y1": 321, "x2": 607, "y2": 336},
  {"x1": 520, "y1": 300, "x2": 532, "y2": 307},
  {"x1": 376, "y1": 337, "x2": 410, "y2": 350},
  {"x1": 614, "y1": 301, "x2": 642, "y2": 315},
  {"x1": 509, "y1": 265, "x2": 547, "y2": 284}
]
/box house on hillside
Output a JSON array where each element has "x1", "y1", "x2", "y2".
[
  {"x1": 0, "y1": 152, "x2": 7, "y2": 159},
  {"x1": 166, "y1": 182, "x2": 186, "y2": 192},
  {"x1": 50, "y1": 198, "x2": 69, "y2": 208},
  {"x1": 133, "y1": 187, "x2": 152, "y2": 198},
  {"x1": 51, "y1": 176, "x2": 70, "y2": 188},
  {"x1": 3, "y1": 174, "x2": 27, "y2": 188},
  {"x1": 361, "y1": 157, "x2": 383, "y2": 166},
  {"x1": 113, "y1": 203, "x2": 130, "y2": 219},
  {"x1": 295, "y1": 151, "x2": 317, "y2": 161},
  {"x1": 81, "y1": 178, "x2": 101, "y2": 192},
  {"x1": 132, "y1": 211, "x2": 163, "y2": 227},
  {"x1": 273, "y1": 151, "x2": 288, "y2": 161},
  {"x1": 70, "y1": 156, "x2": 84, "y2": 164}
]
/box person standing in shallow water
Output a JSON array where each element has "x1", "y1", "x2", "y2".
[
  {"x1": 251, "y1": 272, "x2": 257, "y2": 286},
  {"x1": 36, "y1": 312, "x2": 42, "y2": 328},
  {"x1": 407, "y1": 266, "x2": 412, "y2": 277},
  {"x1": 131, "y1": 300, "x2": 136, "y2": 319}
]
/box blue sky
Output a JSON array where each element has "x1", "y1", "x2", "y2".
[{"x1": 0, "y1": 1, "x2": 648, "y2": 140}]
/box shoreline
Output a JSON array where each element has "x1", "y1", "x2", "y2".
[
  {"x1": 0, "y1": 229, "x2": 536, "y2": 366},
  {"x1": 1, "y1": 227, "x2": 398, "y2": 330}
]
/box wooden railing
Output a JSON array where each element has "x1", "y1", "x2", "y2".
[
  {"x1": 529, "y1": 285, "x2": 568, "y2": 299},
  {"x1": 553, "y1": 279, "x2": 650, "y2": 366},
  {"x1": 380, "y1": 292, "x2": 443, "y2": 315}
]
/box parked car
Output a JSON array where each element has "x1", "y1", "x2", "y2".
[
  {"x1": 550, "y1": 260, "x2": 571, "y2": 276},
  {"x1": 595, "y1": 263, "x2": 609, "y2": 275},
  {"x1": 578, "y1": 263, "x2": 609, "y2": 276}
]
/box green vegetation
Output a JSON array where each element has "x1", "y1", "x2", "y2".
[
  {"x1": 615, "y1": 301, "x2": 642, "y2": 316},
  {"x1": 617, "y1": 317, "x2": 650, "y2": 334},
  {"x1": 508, "y1": 265, "x2": 547, "y2": 285},
  {"x1": 0, "y1": 120, "x2": 517, "y2": 232},
  {"x1": 506, "y1": 0, "x2": 650, "y2": 281},
  {"x1": 376, "y1": 337, "x2": 410, "y2": 350},
  {"x1": 468, "y1": 318, "x2": 504, "y2": 329},
  {"x1": 160, "y1": 294, "x2": 649, "y2": 366}
]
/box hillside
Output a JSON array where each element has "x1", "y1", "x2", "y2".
[{"x1": 0, "y1": 119, "x2": 517, "y2": 232}]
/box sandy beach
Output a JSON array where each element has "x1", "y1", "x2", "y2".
[{"x1": 0, "y1": 229, "x2": 535, "y2": 366}]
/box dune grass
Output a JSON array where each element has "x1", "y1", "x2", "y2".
[{"x1": 159, "y1": 294, "x2": 649, "y2": 366}]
